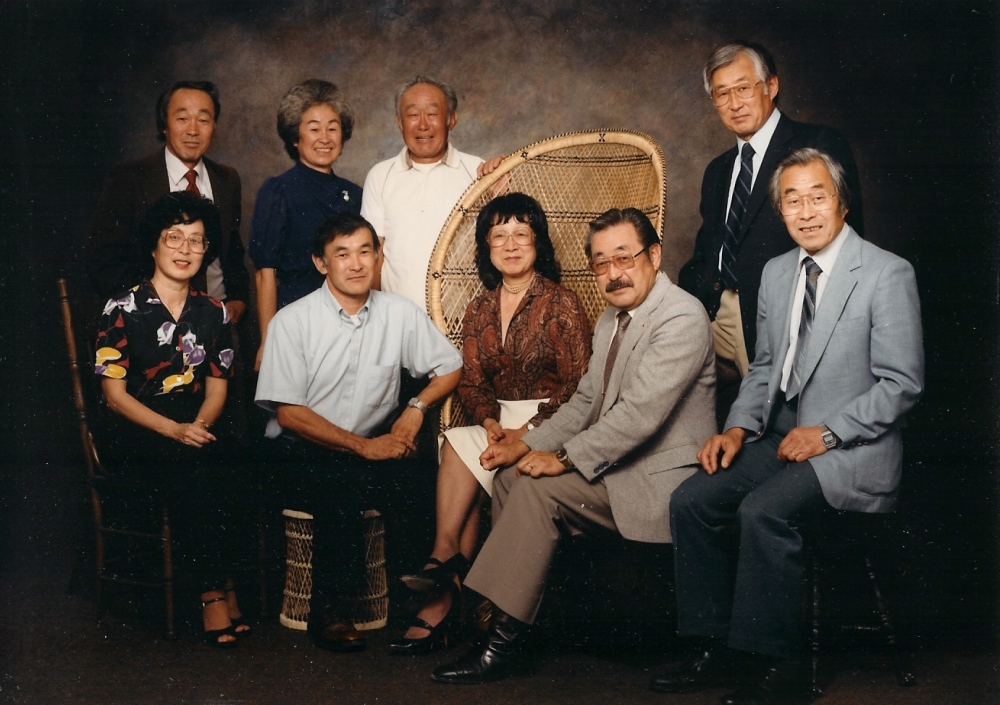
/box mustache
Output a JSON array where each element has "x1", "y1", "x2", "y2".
[{"x1": 605, "y1": 278, "x2": 633, "y2": 293}]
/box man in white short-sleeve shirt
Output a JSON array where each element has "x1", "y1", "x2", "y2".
[
  {"x1": 256, "y1": 212, "x2": 461, "y2": 653},
  {"x1": 361, "y1": 75, "x2": 492, "y2": 310}
]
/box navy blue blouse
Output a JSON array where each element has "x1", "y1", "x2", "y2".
[{"x1": 249, "y1": 161, "x2": 362, "y2": 308}]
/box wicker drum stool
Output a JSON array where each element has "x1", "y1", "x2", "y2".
[{"x1": 279, "y1": 509, "x2": 389, "y2": 631}]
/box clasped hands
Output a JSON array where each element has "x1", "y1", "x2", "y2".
[
  {"x1": 696, "y1": 425, "x2": 828, "y2": 475},
  {"x1": 362, "y1": 407, "x2": 425, "y2": 461},
  {"x1": 479, "y1": 419, "x2": 565, "y2": 479}
]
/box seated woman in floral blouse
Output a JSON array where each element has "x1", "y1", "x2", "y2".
[
  {"x1": 390, "y1": 192, "x2": 592, "y2": 655},
  {"x1": 95, "y1": 191, "x2": 247, "y2": 648}
]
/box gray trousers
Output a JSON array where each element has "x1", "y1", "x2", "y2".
[{"x1": 463, "y1": 466, "x2": 620, "y2": 624}]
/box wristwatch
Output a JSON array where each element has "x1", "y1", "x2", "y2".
[
  {"x1": 555, "y1": 448, "x2": 574, "y2": 470},
  {"x1": 407, "y1": 397, "x2": 428, "y2": 414},
  {"x1": 819, "y1": 424, "x2": 841, "y2": 450}
]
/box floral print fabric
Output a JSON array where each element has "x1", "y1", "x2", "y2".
[{"x1": 95, "y1": 280, "x2": 234, "y2": 403}]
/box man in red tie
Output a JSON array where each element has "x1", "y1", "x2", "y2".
[{"x1": 87, "y1": 80, "x2": 248, "y2": 324}]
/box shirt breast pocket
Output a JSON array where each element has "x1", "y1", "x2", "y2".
[{"x1": 365, "y1": 364, "x2": 400, "y2": 410}]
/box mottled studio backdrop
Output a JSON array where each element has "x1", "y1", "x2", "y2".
[{"x1": 1, "y1": 0, "x2": 997, "y2": 640}]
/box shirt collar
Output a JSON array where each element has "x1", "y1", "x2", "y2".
[
  {"x1": 797, "y1": 222, "x2": 850, "y2": 275},
  {"x1": 321, "y1": 279, "x2": 371, "y2": 322},
  {"x1": 164, "y1": 147, "x2": 205, "y2": 188},
  {"x1": 736, "y1": 108, "x2": 781, "y2": 156},
  {"x1": 394, "y1": 143, "x2": 459, "y2": 171}
]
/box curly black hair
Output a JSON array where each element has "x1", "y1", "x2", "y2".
[
  {"x1": 474, "y1": 193, "x2": 561, "y2": 290},
  {"x1": 137, "y1": 191, "x2": 222, "y2": 280}
]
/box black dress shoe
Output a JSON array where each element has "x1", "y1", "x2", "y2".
[
  {"x1": 720, "y1": 659, "x2": 814, "y2": 705},
  {"x1": 431, "y1": 609, "x2": 531, "y2": 684},
  {"x1": 308, "y1": 619, "x2": 367, "y2": 653},
  {"x1": 650, "y1": 646, "x2": 748, "y2": 693}
]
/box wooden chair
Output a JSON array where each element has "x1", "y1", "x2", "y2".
[
  {"x1": 57, "y1": 278, "x2": 176, "y2": 638},
  {"x1": 427, "y1": 129, "x2": 666, "y2": 432}
]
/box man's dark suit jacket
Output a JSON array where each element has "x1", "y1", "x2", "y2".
[
  {"x1": 87, "y1": 150, "x2": 249, "y2": 303},
  {"x1": 678, "y1": 114, "x2": 864, "y2": 362}
]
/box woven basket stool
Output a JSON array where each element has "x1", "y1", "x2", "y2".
[{"x1": 279, "y1": 508, "x2": 388, "y2": 631}]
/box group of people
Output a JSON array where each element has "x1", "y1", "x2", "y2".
[{"x1": 85, "y1": 40, "x2": 924, "y2": 705}]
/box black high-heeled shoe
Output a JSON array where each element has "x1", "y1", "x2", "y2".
[
  {"x1": 224, "y1": 587, "x2": 252, "y2": 638},
  {"x1": 389, "y1": 582, "x2": 461, "y2": 656},
  {"x1": 400, "y1": 553, "x2": 470, "y2": 593},
  {"x1": 202, "y1": 596, "x2": 237, "y2": 649}
]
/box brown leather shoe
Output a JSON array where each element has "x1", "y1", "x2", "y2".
[{"x1": 310, "y1": 620, "x2": 367, "y2": 653}]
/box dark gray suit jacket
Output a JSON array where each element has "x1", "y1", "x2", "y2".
[
  {"x1": 679, "y1": 113, "x2": 864, "y2": 362},
  {"x1": 86, "y1": 149, "x2": 248, "y2": 303}
]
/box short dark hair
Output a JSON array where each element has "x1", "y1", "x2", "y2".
[
  {"x1": 277, "y1": 79, "x2": 356, "y2": 161},
  {"x1": 584, "y1": 208, "x2": 661, "y2": 259},
  {"x1": 473, "y1": 193, "x2": 561, "y2": 290},
  {"x1": 155, "y1": 81, "x2": 221, "y2": 141},
  {"x1": 312, "y1": 212, "x2": 379, "y2": 258},
  {"x1": 137, "y1": 191, "x2": 221, "y2": 279},
  {"x1": 769, "y1": 148, "x2": 851, "y2": 216}
]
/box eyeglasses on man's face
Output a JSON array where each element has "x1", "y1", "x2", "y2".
[
  {"x1": 589, "y1": 246, "x2": 649, "y2": 276},
  {"x1": 779, "y1": 190, "x2": 837, "y2": 216},
  {"x1": 161, "y1": 230, "x2": 208, "y2": 253},
  {"x1": 711, "y1": 80, "x2": 762, "y2": 107}
]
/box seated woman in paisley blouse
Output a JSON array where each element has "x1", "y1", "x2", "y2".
[
  {"x1": 390, "y1": 192, "x2": 592, "y2": 655},
  {"x1": 249, "y1": 79, "x2": 362, "y2": 369},
  {"x1": 95, "y1": 191, "x2": 247, "y2": 648}
]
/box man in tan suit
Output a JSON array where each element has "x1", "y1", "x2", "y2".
[{"x1": 432, "y1": 208, "x2": 717, "y2": 684}]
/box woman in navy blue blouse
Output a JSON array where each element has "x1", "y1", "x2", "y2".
[{"x1": 249, "y1": 79, "x2": 362, "y2": 368}]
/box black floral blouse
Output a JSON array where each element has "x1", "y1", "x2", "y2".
[{"x1": 95, "y1": 280, "x2": 234, "y2": 404}]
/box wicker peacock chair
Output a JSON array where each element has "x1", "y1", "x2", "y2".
[{"x1": 426, "y1": 129, "x2": 666, "y2": 432}]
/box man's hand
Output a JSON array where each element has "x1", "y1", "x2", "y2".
[
  {"x1": 776, "y1": 426, "x2": 827, "y2": 464},
  {"x1": 516, "y1": 451, "x2": 566, "y2": 478},
  {"x1": 697, "y1": 427, "x2": 746, "y2": 475},
  {"x1": 362, "y1": 434, "x2": 416, "y2": 461},
  {"x1": 480, "y1": 440, "x2": 529, "y2": 472},
  {"x1": 390, "y1": 406, "x2": 424, "y2": 446},
  {"x1": 225, "y1": 300, "x2": 247, "y2": 324},
  {"x1": 476, "y1": 155, "x2": 506, "y2": 178},
  {"x1": 171, "y1": 421, "x2": 216, "y2": 448}
]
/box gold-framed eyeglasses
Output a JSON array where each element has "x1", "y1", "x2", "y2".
[
  {"x1": 711, "y1": 81, "x2": 762, "y2": 107},
  {"x1": 162, "y1": 230, "x2": 208, "y2": 253},
  {"x1": 779, "y1": 191, "x2": 836, "y2": 216},
  {"x1": 589, "y1": 246, "x2": 649, "y2": 275},
  {"x1": 488, "y1": 230, "x2": 534, "y2": 248}
]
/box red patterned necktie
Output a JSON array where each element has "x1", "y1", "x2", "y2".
[{"x1": 184, "y1": 169, "x2": 201, "y2": 196}]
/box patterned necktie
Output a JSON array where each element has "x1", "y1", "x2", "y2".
[
  {"x1": 603, "y1": 311, "x2": 632, "y2": 393},
  {"x1": 184, "y1": 169, "x2": 201, "y2": 196},
  {"x1": 720, "y1": 142, "x2": 755, "y2": 291},
  {"x1": 786, "y1": 257, "x2": 822, "y2": 400}
]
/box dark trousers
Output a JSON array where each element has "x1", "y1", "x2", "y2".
[
  {"x1": 269, "y1": 437, "x2": 432, "y2": 619},
  {"x1": 670, "y1": 398, "x2": 827, "y2": 659}
]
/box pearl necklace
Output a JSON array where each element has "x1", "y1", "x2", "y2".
[{"x1": 502, "y1": 273, "x2": 534, "y2": 294}]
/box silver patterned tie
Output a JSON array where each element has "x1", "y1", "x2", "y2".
[{"x1": 786, "y1": 257, "x2": 822, "y2": 401}]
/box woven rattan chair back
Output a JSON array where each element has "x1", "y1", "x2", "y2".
[{"x1": 427, "y1": 130, "x2": 666, "y2": 431}]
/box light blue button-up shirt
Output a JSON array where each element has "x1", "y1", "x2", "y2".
[{"x1": 256, "y1": 282, "x2": 462, "y2": 440}]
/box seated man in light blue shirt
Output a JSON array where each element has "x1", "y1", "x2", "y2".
[{"x1": 256, "y1": 211, "x2": 461, "y2": 654}]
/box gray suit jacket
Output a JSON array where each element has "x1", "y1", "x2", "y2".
[
  {"x1": 524, "y1": 273, "x2": 717, "y2": 542},
  {"x1": 726, "y1": 226, "x2": 924, "y2": 512}
]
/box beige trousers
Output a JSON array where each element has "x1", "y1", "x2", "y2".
[
  {"x1": 712, "y1": 289, "x2": 749, "y2": 376},
  {"x1": 462, "y1": 466, "x2": 619, "y2": 624}
]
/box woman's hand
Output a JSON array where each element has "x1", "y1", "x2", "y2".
[
  {"x1": 171, "y1": 421, "x2": 217, "y2": 448},
  {"x1": 483, "y1": 417, "x2": 505, "y2": 443}
]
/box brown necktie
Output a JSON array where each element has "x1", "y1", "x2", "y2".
[
  {"x1": 184, "y1": 169, "x2": 201, "y2": 196},
  {"x1": 603, "y1": 311, "x2": 632, "y2": 393}
]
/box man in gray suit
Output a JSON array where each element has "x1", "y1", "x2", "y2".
[
  {"x1": 654, "y1": 148, "x2": 923, "y2": 704},
  {"x1": 432, "y1": 208, "x2": 716, "y2": 684}
]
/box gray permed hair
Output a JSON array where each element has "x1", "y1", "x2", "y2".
[
  {"x1": 276, "y1": 79, "x2": 355, "y2": 161},
  {"x1": 769, "y1": 148, "x2": 851, "y2": 216}
]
